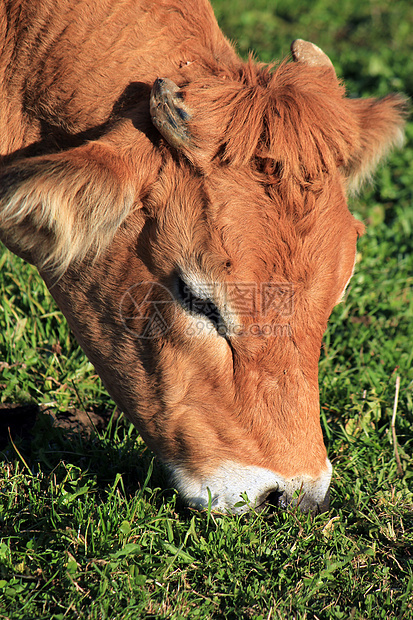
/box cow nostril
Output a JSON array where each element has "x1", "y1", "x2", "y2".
[{"x1": 261, "y1": 489, "x2": 286, "y2": 511}]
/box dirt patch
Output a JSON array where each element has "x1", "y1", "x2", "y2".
[
  {"x1": 0, "y1": 402, "x2": 116, "y2": 449},
  {"x1": 46, "y1": 406, "x2": 118, "y2": 434}
]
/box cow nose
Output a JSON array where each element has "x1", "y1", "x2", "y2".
[
  {"x1": 168, "y1": 460, "x2": 332, "y2": 515},
  {"x1": 260, "y1": 486, "x2": 330, "y2": 514}
]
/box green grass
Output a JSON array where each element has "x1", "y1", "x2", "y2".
[{"x1": 1, "y1": 0, "x2": 413, "y2": 618}]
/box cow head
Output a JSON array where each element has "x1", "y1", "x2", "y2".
[{"x1": 0, "y1": 41, "x2": 406, "y2": 513}]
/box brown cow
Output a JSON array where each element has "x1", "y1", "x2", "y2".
[{"x1": 0, "y1": 0, "x2": 406, "y2": 513}]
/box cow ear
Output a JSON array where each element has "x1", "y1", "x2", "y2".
[
  {"x1": 0, "y1": 141, "x2": 137, "y2": 275},
  {"x1": 344, "y1": 95, "x2": 408, "y2": 193},
  {"x1": 291, "y1": 40, "x2": 408, "y2": 192}
]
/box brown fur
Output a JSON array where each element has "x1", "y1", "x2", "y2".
[{"x1": 0, "y1": 0, "x2": 407, "y2": 502}]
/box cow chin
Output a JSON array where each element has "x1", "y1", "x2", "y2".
[{"x1": 167, "y1": 458, "x2": 332, "y2": 515}]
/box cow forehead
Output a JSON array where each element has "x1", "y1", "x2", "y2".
[
  {"x1": 150, "y1": 163, "x2": 356, "y2": 282},
  {"x1": 140, "y1": 165, "x2": 359, "y2": 336}
]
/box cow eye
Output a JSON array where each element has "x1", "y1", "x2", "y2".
[{"x1": 176, "y1": 276, "x2": 227, "y2": 336}]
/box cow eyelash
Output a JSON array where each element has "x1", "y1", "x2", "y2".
[{"x1": 176, "y1": 276, "x2": 227, "y2": 336}]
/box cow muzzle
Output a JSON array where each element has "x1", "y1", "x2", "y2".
[{"x1": 167, "y1": 459, "x2": 332, "y2": 515}]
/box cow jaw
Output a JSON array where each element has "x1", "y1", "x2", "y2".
[{"x1": 168, "y1": 458, "x2": 332, "y2": 514}]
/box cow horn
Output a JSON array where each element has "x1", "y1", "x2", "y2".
[
  {"x1": 150, "y1": 78, "x2": 192, "y2": 148},
  {"x1": 291, "y1": 39, "x2": 334, "y2": 70}
]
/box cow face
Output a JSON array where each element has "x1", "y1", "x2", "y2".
[{"x1": 0, "y1": 41, "x2": 406, "y2": 513}]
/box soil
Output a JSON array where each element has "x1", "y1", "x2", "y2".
[{"x1": 0, "y1": 402, "x2": 115, "y2": 449}]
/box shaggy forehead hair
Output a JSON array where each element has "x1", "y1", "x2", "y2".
[{"x1": 180, "y1": 59, "x2": 405, "y2": 193}]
